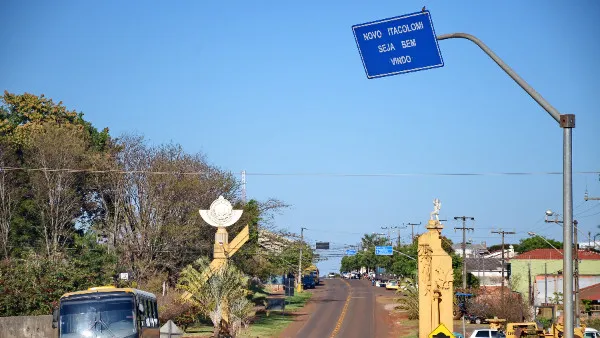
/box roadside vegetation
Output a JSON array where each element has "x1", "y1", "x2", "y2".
[
  {"x1": 183, "y1": 291, "x2": 313, "y2": 337},
  {"x1": 0, "y1": 91, "x2": 317, "y2": 336}
]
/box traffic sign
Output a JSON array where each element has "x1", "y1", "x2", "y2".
[
  {"x1": 352, "y1": 10, "x2": 444, "y2": 78},
  {"x1": 346, "y1": 249, "x2": 357, "y2": 255},
  {"x1": 375, "y1": 246, "x2": 393, "y2": 255},
  {"x1": 316, "y1": 242, "x2": 330, "y2": 250},
  {"x1": 428, "y1": 323, "x2": 455, "y2": 338}
]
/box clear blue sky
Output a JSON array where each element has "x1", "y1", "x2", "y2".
[{"x1": 1, "y1": 0, "x2": 599, "y2": 274}]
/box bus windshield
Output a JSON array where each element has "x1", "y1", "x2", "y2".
[{"x1": 60, "y1": 295, "x2": 137, "y2": 338}]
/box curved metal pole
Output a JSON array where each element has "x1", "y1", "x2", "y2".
[
  {"x1": 437, "y1": 32, "x2": 574, "y2": 338},
  {"x1": 437, "y1": 33, "x2": 561, "y2": 124}
]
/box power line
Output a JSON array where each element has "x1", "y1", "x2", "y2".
[
  {"x1": 1, "y1": 166, "x2": 598, "y2": 177},
  {"x1": 575, "y1": 202, "x2": 600, "y2": 216}
]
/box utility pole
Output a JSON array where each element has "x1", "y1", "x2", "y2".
[
  {"x1": 241, "y1": 170, "x2": 246, "y2": 203},
  {"x1": 381, "y1": 226, "x2": 394, "y2": 243},
  {"x1": 584, "y1": 190, "x2": 600, "y2": 201},
  {"x1": 396, "y1": 225, "x2": 407, "y2": 246},
  {"x1": 545, "y1": 211, "x2": 580, "y2": 326},
  {"x1": 574, "y1": 220, "x2": 579, "y2": 326},
  {"x1": 454, "y1": 216, "x2": 475, "y2": 289},
  {"x1": 406, "y1": 222, "x2": 421, "y2": 242},
  {"x1": 545, "y1": 262, "x2": 548, "y2": 304},
  {"x1": 492, "y1": 229, "x2": 515, "y2": 306},
  {"x1": 298, "y1": 227, "x2": 306, "y2": 292}
]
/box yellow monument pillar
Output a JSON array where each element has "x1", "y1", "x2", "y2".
[
  {"x1": 199, "y1": 196, "x2": 249, "y2": 325},
  {"x1": 418, "y1": 199, "x2": 454, "y2": 338}
]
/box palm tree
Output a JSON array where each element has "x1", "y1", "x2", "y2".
[{"x1": 178, "y1": 258, "x2": 254, "y2": 337}]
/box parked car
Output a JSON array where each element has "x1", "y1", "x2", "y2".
[
  {"x1": 468, "y1": 329, "x2": 504, "y2": 338},
  {"x1": 465, "y1": 313, "x2": 488, "y2": 324},
  {"x1": 585, "y1": 328, "x2": 600, "y2": 338},
  {"x1": 385, "y1": 280, "x2": 399, "y2": 291},
  {"x1": 302, "y1": 275, "x2": 315, "y2": 289}
]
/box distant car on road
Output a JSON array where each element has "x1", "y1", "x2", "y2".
[
  {"x1": 328, "y1": 272, "x2": 336, "y2": 278},
  {"x1": 385, "y1": 280, "x2": 399, "y2": 290}
]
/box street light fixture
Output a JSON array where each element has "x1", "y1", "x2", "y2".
[{"x1": 544, "y1": 209, "x2": 563, "y2": 224}]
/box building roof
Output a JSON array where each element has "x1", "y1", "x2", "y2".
[
  {"x1": 452, "y1": 243, "x2": 487, "y2": 251},
  {"x1": 580, "y1": 282, "x2": 600, "y2": 301},
  {"x1": 465, "y1": 257, "x2": 503, "y2": 271},
  {"x1": 512, "y1": 248, "x2": 600, "y2": 261}
]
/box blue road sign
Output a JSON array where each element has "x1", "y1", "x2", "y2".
[
  {"x1": 346, "y1": 249, "x2": 357, "y2": 256},
  {"x1": 375, "y1": 246, "x2": 393, "y2": 256},
  {"x1": 352, "y1": 10, "x2": 444, "y2": 78}
]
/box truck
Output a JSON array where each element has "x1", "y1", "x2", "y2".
[{"x1": 304, "y1": 264, "x2": 320, "y2": 285}]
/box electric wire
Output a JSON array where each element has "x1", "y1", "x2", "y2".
[{"x1": 1, "y1": 166, "x2": 599, "y2": 177}]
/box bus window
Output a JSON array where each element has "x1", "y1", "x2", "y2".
[
  {"x1": 150, "y1": 299, "x2": 158, "y2": 327},
  {"x1": 59, "y1": 295, "x2": 137, "y2": 337},
  {"x1": 144, "y1": 298, "x2": 151, "y2": 328}
]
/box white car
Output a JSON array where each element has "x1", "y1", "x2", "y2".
[
  {"x1": 585, "y1": 328, "x2": 600, "y2": 338},
  {"x1": 468, "y1": 329, "x2": 503, "y2": 338},
  {"x1": 328, "y1": 273, "x2": 335, "y2": 278}
]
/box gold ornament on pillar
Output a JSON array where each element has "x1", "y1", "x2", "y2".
[{"x1": 199, "y1": 196, "x2": 244, "y2": 260}]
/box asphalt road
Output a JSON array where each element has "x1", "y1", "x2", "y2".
[
  {"x1": 294, "y1": 278, "x2": 349, "y2": 338},
  {"x1": 337, "y1": 279, "x2": 378, "y2": 338},
  {"x1": 292, "y1": 278, "x2": 390, "y2": 338}
]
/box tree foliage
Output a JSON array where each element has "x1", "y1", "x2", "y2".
[
  {"x1": 515, "y1": 236, "x2": 562, "y2": 254},
  {"x1": 0, "y1": 234, "x2": 116, "y2": 316},
  {"x1": 341, "y1": 233, "x2": 479, "y2": 289},
  {"x1": 178, "y1": 258, "x2": 254, "y2": 337},
  {"x1": 0, "y1": 91, "x2": 292, "y2": 317}
]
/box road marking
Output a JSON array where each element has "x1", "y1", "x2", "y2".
[{"x1": 329, "y1": 279, "x2": 352, "y2": 338}]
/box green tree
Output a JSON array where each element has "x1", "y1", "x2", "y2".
[
  {"x1": 0, "y1": 232, "x2": 116, "y2": 316},
  {"x1": 0, "y1": 139, "x2": 21, "y2": 258},
  {"x1": 515, "y1": 236, "x2": 562, "y2": 254},
  {"x1": 230, "y1": 199, "x2": 289, "y2": 279},
  {"x1": 0, "y1": 92, "x2": 113, "y2": 258},
  {"x1": 25, "y1": 124, "x2": 89, "y2": 256},
  {"x1": 0, "y1": 91, "x2": 109, "y2": 151},
  {"x1": 390, "y1": 241, "x2": 418, "y2": 278}
]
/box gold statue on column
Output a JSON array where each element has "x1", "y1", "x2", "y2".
[{"x1": 418, "y1": 198, "x2": 453, "y2": 338}]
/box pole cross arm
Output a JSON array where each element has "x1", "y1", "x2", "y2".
[{"x1": 437, "y1": 33, "x2": 561, "y2": 124}]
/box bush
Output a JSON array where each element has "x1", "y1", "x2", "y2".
[
  {"x1": 586, "y1": 317, "x2": 600, "y2": 330},
  {"x1": 535, "y1": 317, "x2": 552, "y2": 329},
  {"x1": 468, "y1": 289, "x2": 531, "y2": 322},
  {"x1": 0, "y1": 236, "x2": 116, "y2": 316},
  {"x1": 157, "y1": 290, "x2": 202, "y2": 330},
  {"x1": 396, "y1": 284, "x2": 419, "y2": 320}
]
